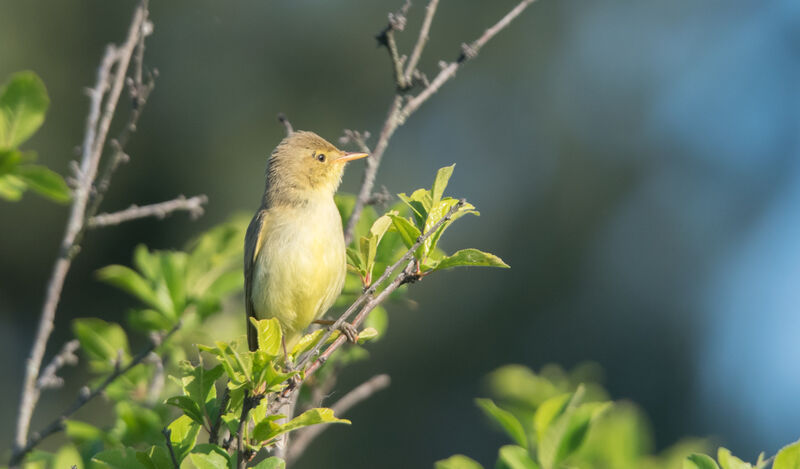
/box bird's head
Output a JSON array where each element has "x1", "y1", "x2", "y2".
[{"x1": 265, "y1": 131, "x2": 368, "y2": 203}]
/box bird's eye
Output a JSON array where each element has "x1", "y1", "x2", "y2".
[{"x1": 315, "y1": 153, "x2": 326, "y2": 162}]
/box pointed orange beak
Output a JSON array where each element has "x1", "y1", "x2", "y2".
[{"x1": 334, "y1": 151, "x2": 369, "y2": 163}]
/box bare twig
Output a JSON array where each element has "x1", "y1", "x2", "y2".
[
  {"x1": 277, "y1": 112, "x2": 294, "y2": 136},
  {"x1": 87, "y1": 194, "x2": 208, "y2": 228},
  {"x1": 403, "y1": 0, "x2": 440, "y2": 85},
  {"x1": 286, "y1": 374, "x2": 390, "y2": 463},
  {"x1": 13, "y1": 1, "x2": 151, "y2": 456},
  {"x1": 36, "y1": 340, "x2": 79, "y2": 391},
  {"x1": 10, "y1": 323, "x2": 181, "y2": 466},
  {"x1": 162, "y1": 428, "x2": 179, "y2": 469},
  {"x1": 343, "y1": 0, "x2": 536, "y2": 244}
]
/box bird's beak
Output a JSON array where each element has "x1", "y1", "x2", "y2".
[{"x1": 334, "y1": 152, "x2": 369, "y2": 163}]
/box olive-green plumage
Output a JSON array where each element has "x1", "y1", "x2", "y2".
[{"x1": 244, "y1": 131, "x2": 367, "y2": 351}]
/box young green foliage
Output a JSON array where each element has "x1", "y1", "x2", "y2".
[
  {"x1": 0, "y1": 71, "x2": 70, "y2": 203},
  {"x1": 392, "y1": 165, "x2": 508, "y2": 272}
]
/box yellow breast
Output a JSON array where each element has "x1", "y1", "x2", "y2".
[{"x1": 250, "y1": 197, "x2": 346, "y2": 347}]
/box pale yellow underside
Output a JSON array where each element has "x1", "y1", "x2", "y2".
[{"x1": 250, "y1": 196, "x2": 346, "y2": 348}]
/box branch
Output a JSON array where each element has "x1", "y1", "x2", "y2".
[
  {"x1": 162, "y1": 428, "x2": 179, "y2": 469},
  {"x1": 293, "y1": 200, "x2": 465, "y2": 381},
  {"x1": 87, "y1": 194, "x2": 208, "y2": 228},
  {"x1": 236, "y1": 393, "x2": 262, "y2": 469},
  {"x1": 13, "y1": 0, "x2": 151, "y2": 455},
  {"x1": 10, "y1": 322, "x2": 181, "y2": 466},
  {"x1": 286, "y1": 374, "x2": 390, "y2": 464},
  {"x1": 208, "y1": 388, "x2": 230, "y2": 445},
  {"x1": 403, "y1": 0, "x2": 440, "y2": 84},
  {"x1": 35, "y1": 340, "x2": 79, "y2": 391},
  {"x1": 343, "y1": 0, "x2": 536, "y2": 244}
]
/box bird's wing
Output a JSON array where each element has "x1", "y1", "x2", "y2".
[{"x1": 244, "y1": 208, "x2": 269, "y2": 351}]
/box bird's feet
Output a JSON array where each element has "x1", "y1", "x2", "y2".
[{"x1": 313, "y1": 319, "x2": 360, "y2": 343}]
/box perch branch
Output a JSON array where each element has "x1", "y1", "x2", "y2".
[
  {"x1": 87, "y1": 194, "x2": 208, "y2": 228},
  {"x1": 10, "y1": 323, "x2": 181, "y2": 466},
  {"x1": 286, "y1": 374, "x2": 391, "y2": 463},
  {"x1": 13, "y1": 0, "x2": 151, "y2": 456},
  {"x1": 343, "y1": 0, "x2": 537, "y2": 244},
  {"x1": 293, "y1": 200, "x2": 464, "y2": 379}
]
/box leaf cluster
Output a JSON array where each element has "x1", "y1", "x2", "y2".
[{"x1": 0, "y1": 71, "x2": 70, "y2": 202}]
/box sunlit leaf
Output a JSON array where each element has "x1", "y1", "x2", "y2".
[
  {"x1": 684, "y1": 454, "x2": 721, "y2": 469},
  {"x1": 72, "y1": 318, "x2": 130, "y2": 365},
  {"x1": 431, "y1": 164, "x2": 455, "y2": 207},
  {"x1": 0, "y1": 71, "x2": 49, "y2": 149},
  {"x1": 435, "y1": 249, "x2": 509, "y2": 271},
  {"x1": 14, "y1": 164, "x2": 70, "y2": 203},
  {"x1": 475, "y1": 399, "x2": 527, "y2": 449},
  {"x1": 774, "y1": 439, "x2": 800, "y2": 469},
  {"x1": 496, "y1": 445, "x2": 539, "y2": 469},
  {"x1": 434, "y1": 454, "x2": 484, "y2": 469}
]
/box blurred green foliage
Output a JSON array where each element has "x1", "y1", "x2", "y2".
[
  {"x1": 437, "y1": 364, "x2": 800, "y2": 469},
  {"x1": 0, "y1": 71, "x2": 69, "y2": 203}
]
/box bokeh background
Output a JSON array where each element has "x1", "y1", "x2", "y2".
[{"x1": 2, "y1": 0, "x2": 800, "y2": 467}]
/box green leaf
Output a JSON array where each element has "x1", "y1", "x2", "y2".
[
  {"x1": 533, "y1": 393, "x2": 570, "y2": 444},
  {"x1": 431, "y1": 164, "x2": 455, "y2": 206},
  {"x1": 475, "y1": 399, "x2": 527, "y2": 449},
  {"x1": 166, "y1": 396, "x2": 204, "y2": 427},
  {"x1": 128, "y1": 308, "x2": 174, "y2": 333},
  {"x1": 684, "y1": 454, "x2": 721, "y2": 469},
  {"x1": 0, "y1": 174, "x2": 26, "y2": 200},
  {"x1": 249, "y1": 317, "x2": 283, "y2": 356},
  {"x1": 13, "y1": 164, "x2": 70, "y2": 203},
  {"x1": 251, "y1": 457, "x2": 286, "y2": 469},
  {"x1": 97, "y1": 265, "x2": 169, "y2": 313},
  {"x1": 389, "y1": 214, "x2": 421, "y2": 250},
  {"x1": 72, "y1": 318, "x2": 130, "y2": 366},
  {"x1": 435, "y1": 455, "x2": 485, "y2": 469},
  {"x1": 52, "y1": 444, "x2": 83, "y2": 469},
  {"x1": 0, "y1": 149, "x2": 22, "y2": 174},
  {"x1": 92, "y1": 448, "x2": 145, "y2": 469},
  {"x1": 537, "y1": 387, "x2": 609, "y2": 469},
  {"x1": 168, "y1": 415, "x2": 201, "y2": 463},
  {"x1": 0, "y1": 71, "x2": 49, "y2": 149},
  {"x1": 186, "y1": 452, "x2": 228, "y2": 469},
  {"x1": 774, "y1": 439, "x2": 800, "y2": 469},
  {"x1": 160, "y1": 252, "x2": 187, "y2": 315},
  {"x1": 717, "y1": 448, "x2": 753, "y2": 469},
  {"x1": 253, "y1": 408, "x2": 349, "y2": 443},
  {"x1": 397, "y1": 188, "x2": 431, "y2": 229},
  {"x1": 435, "y1": 248, "x2": 509, "y2": 271},
  {"x1": 495, "y1": 445, "x2": 539, "y2": 469}
]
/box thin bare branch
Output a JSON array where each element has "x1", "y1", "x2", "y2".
[
  {"x1": 36, "y1": 340, "x2": 79, "y2": 391},
  {"x1": 344, "y1": 0, "x2": 536, "y2": 244},
  {"x1": 287, "y1": 374, "x2": 391, "y2": 463},
  {"x1": 404, "y1": 0, "x2": 440, "y2": 84},
  {"x1": 14, "y1": 1, "x2": 151, "y2": 455},
  {"x1": 87, "y1": 194, "x2": 208, "y2": 228},
  {"x1": 11, "y1": 323, "x2": 181, "y2": 466}
]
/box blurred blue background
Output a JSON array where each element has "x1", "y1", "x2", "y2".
[{"x1": 1, "y1": 0, "x2": 799, "y2": 467}]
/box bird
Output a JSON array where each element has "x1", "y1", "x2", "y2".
[{"x1": 244, "y1": 130, "x2": 368, "y2": 353}]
